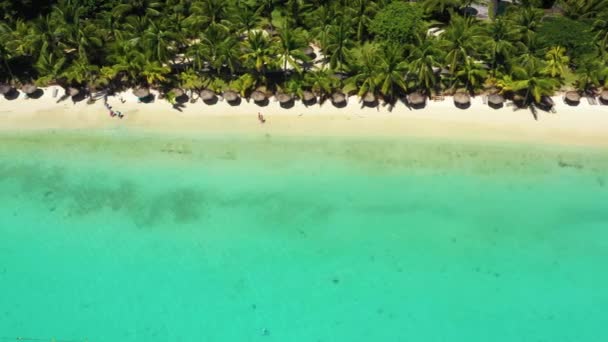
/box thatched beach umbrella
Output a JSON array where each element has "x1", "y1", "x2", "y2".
[
  {"x1": 565, "y1": 91, "x2": 580, "y2": 105},
  {"x1": 407, "y1": 92, "x2": 426, "y2": 106},
  {"x1": 223, "y1": 90, "x2": 239, "y2": 102},
  {"x1": 302, "y1": 90, "x2": 316, "y2": 102},
  {"x1": 251, "y1": 90, "x2": 266, "y2": 102},
  {"x1": 277, "y1": 93, "x2": 293, "y2": 104},
  {"x1": 543, "y1": 96, "x2": 555, "y2": 107},
  {"x1": 488, "y1": 93, "x2": 504, "y2": 109},
  {"x1": 133, "y1": 87, "x2": 150, "y2": 98},
  {"x1": 362, "y1": 92, "x2": 376, "y2": 104},
  {"x1": 21, "y1": 84, "x2": 37, "y2": 94},
  {"x1": 171, "y1": 88, "x2": 184, "y2": 97},
  {"x1": 200, "y1": 89, "x2": 216, "y2": 101},
  {"x1": 331, "y1": 92, "x2": 346, "y2": 105},
  {"x1": 68, "y1": 87, "x2": 80, "y2": 97},
  {"x1": 454, "y1": 92, "x2": 470, "y2": 107},
  {"x1": 303, "y1": 46, "x2": 314, "y2": 57},
  {"x1": 600, "y1": 90, "x2": 608, "y2": 104},
  {"x1": 0, "y1": 84, "x2": 12, "y2": 95}
]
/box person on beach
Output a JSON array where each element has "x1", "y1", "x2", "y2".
[{"x1": 258, "y1": 112, "x2": 266, "y2": 124}]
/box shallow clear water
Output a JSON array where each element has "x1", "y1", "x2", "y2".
[{"x1": 1, "y1": 131, "x2": 607, "y2": 342}]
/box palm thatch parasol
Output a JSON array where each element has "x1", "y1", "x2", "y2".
[
  {"x1": 565, "y1": 91, "x2": 580, "y2": 104},
  {"x1": 303, "y1": 46, "x2": 314, "y2": 57},
  {"x1": 407, "y1": 92, "x2": 426, "y2": 105},
  {"x1": 453, "y1": 92, "x2": 471, "y2": 106},
  {"x1": 0, "y1": 84, "x2": 12, "y2": 95},
  {"x1": 600, "y1": 90, "x2": 608, "y2": 104},
  {"x1": 200, "y1": 89, "x2": 216, "y2": 101},
  {"x1": 68, "y1": 87, "x2": 80, "y2": 97},
  {"x1": 302, "y1": 90, "x2": 316, "y2": 102},
  {"x1": 223, "y1": 90, "x2": 239, "y2": 102},
  {"x1": 277, "y1": 93, "x2": 293, "y2": 104},
  {"x1": 331, "y1": 92, "x2": 346, "y2": 104},
  {"x1": 133, "y1": 87, "x2": 150, "y2": 98},
  {"x1": 251, "y1": 90, "x2": 266, "y2": 102},
  {"x1": 171, "y1": 88, "x2": 184, "y2": 97},
  {"x1": 21, "y1": 84, "x2": 38, "y2": 94},
  {"x1": 488, "y1": 93, "x2": 504, "y2": 105},
  {"x1": 362, "y1": 92, "x2": 376, "y2": 103}
]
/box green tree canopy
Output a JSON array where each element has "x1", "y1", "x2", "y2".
[{"x1": 369, "y1": 2, "x2": 426, "y2": 44}]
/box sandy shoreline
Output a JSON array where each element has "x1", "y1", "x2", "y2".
[{"x1": 1, "y1": 86, "x2": 608, "y2": 147}]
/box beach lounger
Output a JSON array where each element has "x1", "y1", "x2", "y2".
[
  {"x1": 52, "y1": 88, "x2": 58, "y2": 98},
  {"x1": 482, "y1": 95, "x2": 487, "y2": 104},
  {"x1": 587, "y1": 96, "x2": 597, "y2": 105}
]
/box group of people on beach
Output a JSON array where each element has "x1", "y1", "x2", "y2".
[{"x1": 104, "y1": 97, "x2": 124, "y2": 119}]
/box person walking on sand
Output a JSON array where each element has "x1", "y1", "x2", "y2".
[{"x1": 258, "y1": 112, "x2": 266, "y2": 124}]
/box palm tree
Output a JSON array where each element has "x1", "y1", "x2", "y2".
[
  {"x1": 141, "y1": 20, "x2": 176, "y2": 63},
  {"x1": 304, "y1": 68, "x2": 336, "y2": 99},
  {"x1": 141, "y1": 60, "x2": 171, "y2": 86},
  {"x1": 559, "y1": 0, "x2": 608, "y2": 19},
  {"x1": 453, "y1": 56, "x2": 488, "y2": 94},
  {"x1": 62, "y1": 56, "x2": 99, "y2": 85},
  {"x1": 274, "y1": 23, "x2": 309, "y2": 75},
  {"x1": 0, "y1": 23, "x2": 14, "y2": 81},
  {"x1": 483, "y1": 18, "x2": 521, "y2": 76},
  {"x1": 188, "y1": 0, "x2": 228, "y2": 27},
  {"x1": 322, "y1": 17, "x2": 354, "y2": 71},
  {"x1": 543, "y1": 46, "x2": 569, "y2": 78},
  {"x1": 573, "y1": 58, "x2": 605, "y2": 93},
  {"x1": 230, "y1": 2, "x2": 263, "y2": 35},
  {"x1": 343, "y1": 43, "x2": 381, "y2": 98},
  {"x1": 440, "y1": 14, "x2": 484, "y2": 75},
  {"x1": 407, "y1": 35, "x2": 443, "y2": 94},
  {"x1": 499, "y1": 65, "x2": 559, "y2": 105},
  {"x1": 113, "y1": 0, "x2": 162, "y2": 19},
  {"x1": 197, "y1": 23, "x2": 240, "y2": 76},
  {"x1": 422, "y1": 0, "x2": 462, "y2": 17},
  {"x1": 281, "y1": 0, "x2": 313, "y2": 28},
  {"x1": 593, "y1": 13, "x2": 608, "y2": 54},
  {"x1": 508, "y1": 7, "x2": 543, "y2": 44},
  {"x1": 179, "y1": 69, "x2": 204, "y2": 99},
  {"x1": 34, "y1": 44, "x2": 67, "y2": 85},
  {"x1": 346, "y1": 0, "x2": 381, "y2": 42},
  {"x1": 241, "y1": 31, "x2": 275, "y2": 74},
  {"x1": 376, "y1": 44, "x2": 409, "y2": 103},
  {"x1": 215, "y1": 34, "x2": 241, "y2": 76}
]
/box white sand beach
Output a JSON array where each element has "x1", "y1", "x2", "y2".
[{"x1": 1, "y1": 86, "x2": 608, "y2": 147}]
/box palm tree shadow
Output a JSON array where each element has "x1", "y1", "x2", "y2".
[
  {"x1": 512, "y1": 103, "x2": 538, "y2": 121},
  {"x1": 280, "y1": 99, "x2": 295, "y2": 109},
  {"x1": 227, "y1": 97, "x2": 242, "y2": 106},
  {"x1": 56, "y1": 94, "x2": 70, "y2": 103},
  {"x1": 203, "y1": 97, "x2": 218, "y2": 105},
  {"x1": 255, "y1": 98, "x2": 269, "y2": 107},
  {"x1": 28, "y1": 89, "x2": 44, "y2": 99},
  {"x1": 172, "y1": 103, "x2": 185, "y2": 112},
  {"x1": 72, "y1": 92, "x2": 87, "y2": 103},
  {"x1": 361, "y1": 100, "x2": 378, "y2": 109},
  {"x1": 140, "y1": 94, "x2": 155, "y2": 103},
  {"x1": 176, "y1": 94, "x2": 189, "y2": 104},
  {"x1": 302, "y1": 97, "x2": 317, "y2": 107}
]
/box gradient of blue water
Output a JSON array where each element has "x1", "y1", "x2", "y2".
[{"x1": 1, "y1": 133, "x2": 607, "y2": 342}]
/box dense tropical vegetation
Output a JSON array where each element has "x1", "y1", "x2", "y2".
[{"x1": 1, "y1": 0, "x2": 608, "y2": 107}]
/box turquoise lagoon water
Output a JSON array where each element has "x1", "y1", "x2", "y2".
[{"x1": 0, "y1": 131, "x2": 607, "y2": 342}]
